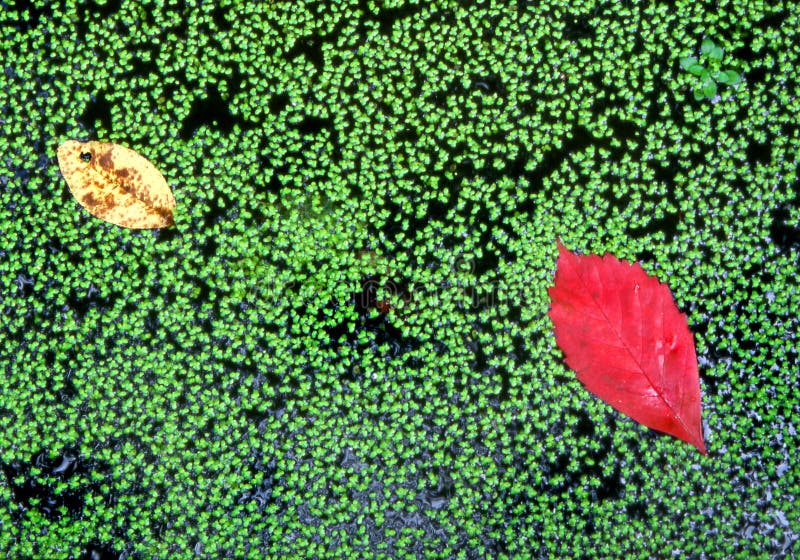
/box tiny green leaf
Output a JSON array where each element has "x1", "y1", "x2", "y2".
[
  {"x1": 700, "y1": 39, "x2": 715, "y2": 55},
  {"x1": 688, "y1": 64, "x2": 707, "y2": 77},
  {"x1": 725, "y1": 69, "x2": 742, "y2": 85},
  {"x1": 702, "y1": 79, "x2": 717, "y2": 98}
]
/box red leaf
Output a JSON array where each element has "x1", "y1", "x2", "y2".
[{"x1": 548, "y1": 241, "x2": 706, "y2": 454}]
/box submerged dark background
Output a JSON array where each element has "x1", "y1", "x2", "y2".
[{"x1": 0, "y1": 1, "x2": 798, "y2": 558}]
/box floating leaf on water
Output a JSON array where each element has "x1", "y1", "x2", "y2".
[
  {"x1": 57, "y1": 140, "x2": 176, "y2": 229},
  {"x1": 548, "y1": 241, "x2": 706, "y2": 454}
]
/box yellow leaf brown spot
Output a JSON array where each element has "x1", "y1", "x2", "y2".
[{"x1": 57, "y1": 140, "x2": 176, "y2": 229}]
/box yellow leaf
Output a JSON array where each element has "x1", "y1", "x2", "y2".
[{"x1": 57, "y1": 140, "x2": 176, "y2": 229}]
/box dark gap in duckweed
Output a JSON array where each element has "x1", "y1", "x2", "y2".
[
  {"x1": 178, "y1": 83, "x2": 250, "y2": 139},
  {"x1": 496, "y1": 362, "x2": 512, "y2": 403},
  {"x1": 416, "y1": 177, "x2": 459, "y2": 225},
  {"x1": 243, "y1": 407, "x2": 276, "y2": 437},
  {"x1": 700, "y1": 349, "x2": 736, "y2": 396},
  {"x1": 321, "y1": 275, "x2": 417, "y2": 359},
  {"x1": 268, "y1": 92, "x2": 290, "y2": 115},
  {"x1": 4, "y1": 0, "x2": 47, "y2": 31},
  {"x1": 730, "y1": 33, "x2": 758, "y2": 63},
  {"x1": 424, "y1": 76, "x2": 462, "y2": 110},
  {"x1": 284, "y1": 32, "x2": 331, "y2": 74},
  {"x1": 210, "y1": 3, "x2": 232, "y2": 31},
  {"x1": 503, "y1": 126, "x2": 599, "y2": 213},
  {"x1": 469, "y1": 330, "x2": 492, "y2": 377},
  {"x1": 9, "y1": 161, "x2": 34, "y2": 201},
  {"x1": 539, "y1": 449, "x2": 569, "y2": 484},
  {"x1": 200, "y1": 236, "x2": 219, "y2": 260},
  {"x1": 649, "y1": 157, "x2": 681, "y2": 195},
  {"x1": 746, "y1": 65, "x2": 768, "y2": 85},
  {"x1": 243, "y1": 196, "x2": 270, "y2": 227},
  {"x1": 79, "y1": 542, "x2": 129, "y2": 560},
  {"x1": 69, "y1": 11, "x2": 89, "y2": 38},
  {"x1": 80, "y1": 92, "x2": 113, "y2": 133},
  {"x1": 647, "y1": 61, "x2": 673, "y2": 120},
  {"x1": 292, "y1": 115, "x2": 331, "y2": 136},
  {"x1": 256, "y1": 360, "x2": 286, "y2": 392},
  {"x1": 202, "y1": 190, "x2": 236, "y2": 227},
  {"x1": 197, "y1": 16, "x2": 223, "y2": 45},
  {"x1": 755, "y1": 9, "x2": 789, "y2": 30},
  {"x1": 538, "y1": 415, "x2": 619, "y2": 497},
  {"x1": 594, "y1": 464, "x2": 624, "y2": 501},
  {"x1": 376, "y1": 99, "x2": 396, "y2": 118},
  {"x1": 195, "y1": 307, "x2": 216, "y2": 336},
  {"x1": 121, "y1": 44, "x2": 160, "y2": 79},
  {"x1": 584, "y1": 72, "x2": 625, "y2": 112},
  {"x1": 444, "y1": 198, "x2": 506, "y2": 276},
  {"x1": 745, "y1": 138, "x2": 773, "y2": 166},
  {"x1": 51, "y1": 235, "x2": 87, "y2": 268},
  {"x1": 222, "y1": 340, "x2": 260, "y2": 380},
  {"x1": 396, "y1": 123, "x2": 420, "y2": 145},
  {"x1": 480, "y1": 10, "x2": 505, "y2": 41},
  {"x1": 223, "y1": 64, "x2": 247, "y2": 99},
  {"x1": 572, "y1": 408, "x2": 596, "y2": 438},
  {"x1": 627, "y1": 210, "x2": 681, "y2": 241},
  {"x1": 417, "y1": 477, "x2": 452, "y2": 511},
  {"x1": 635, "y1": 248, "x2": 658, "y2": 263},
  {"x1": 2, "y1": 65, "x2": 15, "y2": 88},
  {"x1": 13, "y1": 268, "x2": 34, "y2": 296},
  {"x1": 607, "y1": 115, "x2": 642, "y2": 149},
  {"x1": 152, "y1": 224, "x2": 179, "y2": 245},
  {"x1": 562, "y1": 12, "x2": 595, "y2": 40},
  {"x1": 86, "y1": 0, "x2": 122, "y2": 19},
  {"x1": 43, "y1": 349, "x2": 79, "y2": 402},
  {"x1": 693, "y1": 210, "x2": 713, "y2": 239},
  {"x1": 369, "y1": 1, "x2": 424, "y2": 36},
  {"x1": 2, "y1": 449, "x2": 108, "y2": 522},
  {"x1": 139, "y1": 0, "x2": 157, "y2": 27},
  {"x1": 688, "y1": 135, "x2": 716, "y2": 168},
  {"x1": 160, "y1": 81, "x2": 182, "y2": 112},
  {"x1": 253, "y1": 159, "x2": 289, "y2": 197},
  {"x1": 144, "y1": 309, "x2": 162, "y2": 339},
  {"x1": 165, "y1": 6, "x2": 190, "y2": 40},
  {"x1": 597, "y1": 185, "x2": 627, "y2": 215},
  {"x1": 625, "y1": 496, "x2": 648, "y2": 520},
  {"x1": 769, "y1": 196, "x2": 800, "y2": 252},
  {"x1": 472, "y1": 73, "x2": 506, "y2": 96},
  {"x1": 141, "y1": 307, "x2": 167, "y2": 345},
  {"x1": 65, "y1": 284, "x2": 119, "y2": 320}
]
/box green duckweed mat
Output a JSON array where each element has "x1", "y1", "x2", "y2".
[{"x1": 1, "y1": 1, "x2": 798, "y2": 558}]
